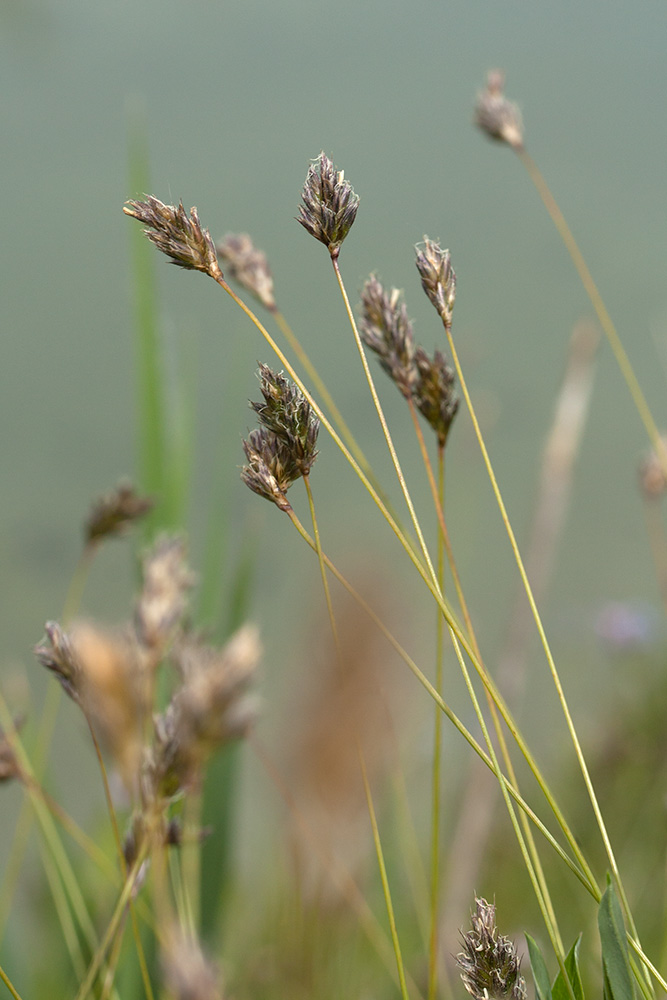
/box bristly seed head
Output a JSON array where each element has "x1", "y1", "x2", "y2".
[
  {"x1": 360, "y1": 275, "x2": 416, "y2": 398},
  {"x1": 415, "y1": 237, "x2": 457, "y2": 327},
  {"x1": 474, "y1": 70, "x2": 524, "y2": 151},
  {"x1": 297, "y1": 152, "x2": 360, "y2": 259},
  {"x1": 241, "y1": 366, "x2": 319, "y2": 509},
  {"x1": 216, "y1": 232, "x2": 276, "y2": 311},
  {"x1": 413, "y1": 347, "x2": 459, "y2": 448},
  {"x1": 85, "y1": 481, "x2": 154, "y2": 545},
  {"x1": 457, "y1": 897, "x2": 527, "y2": 1000},
  {"x1": 123, "y1": 196, "x2": 221, "y2": 277}
]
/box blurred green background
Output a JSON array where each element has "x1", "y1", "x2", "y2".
[{"x1": 2, "y1": 0, "x2": 667, "y2": 877}]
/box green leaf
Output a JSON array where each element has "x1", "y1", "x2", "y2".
[
  {"x1": 598, "y1": 879, "x2": 635, "y2": 1000},
  {"x1": 526, "y1": 934, "x2": 552, "y2": 1000},
  {"x1": 552, "y1": 935, "x2": 585, "y2": 1000}
]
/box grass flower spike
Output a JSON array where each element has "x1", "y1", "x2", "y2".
[
  {"x1": 123, "y1": 195, "x2": 221, "y2": 276},
  {"x1": 474, "y1": 70, "x2": 524, "y2": 151},
  {"x1": 360, "y1": 275, "x2": 416, "y2": 398},
  {"x1": 415, "y1": 237, "x2": 457, "y2": 327},
  {"x1": 297, "y1": 151, "x2": 360, "y2": 258},
  {"x1": 413, "y1": 347, "x2": 459, "y2": 447},
  {"x1": 216, "y1": 232, "x2": 276, "y2": 311},
  {"x1": 457, "y1": 897, "x2": 527, "y2": 1000},
  {"x1": 84, "y1": 481, "x2": 154, "y2": 545},
  {"x1": 241, "y1": 365, "x2": 319, "y2": 510}
]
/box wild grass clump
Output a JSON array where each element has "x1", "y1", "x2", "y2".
[{"x1": 1, "y1": 75, "x2": 666, "y2": 1000}]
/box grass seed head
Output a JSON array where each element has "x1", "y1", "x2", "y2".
[
  {"x1": 360, "y1": 275, "x2": 416, "y2": 398},
  {"x1": 415, "y1": 237, "x2": 457, "y2": 326},
  {"x1": 123, "y1": 195, "x2": 221, "y2": 277},
  {"x1": 474, "y1": 70, "x2": 524, "y2": 150},
  {"x1": 85, "y1": 481, "x2": 154, "y2": 545},
  {"x1": 413, "y1": 347, "x2": 459, "y2": 447},
  {"x1": 216, "y1": 232, "x2": 276, "y2": 310},
  {"x1": 457, "y1": 897, "x2": 527, "y2": 1000},
  {"x1": 297, "y1": 151, "x2": 359, "y2": 258},
  {"x1": 135, "y1": 536, "x2": 196, "y2": 655},
  {"x1": 0, "y1": 720, "x2": 22, "y2": 784}
]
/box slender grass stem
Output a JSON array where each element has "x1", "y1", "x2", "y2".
[
  {"x1": 181, "y1": 782, "x2": 203, "y2": 936},
  {"x1": 73, "y1": 850, "x2": 149, "y2": 1000},
  {"x1": 517, "y1": 146, "x2": 667, "y2": 482},
  {"x1": 284, "y1": 507, "x2": 594, "y2": 895},
  {"x1": 427, "y1": 445, "x2": 445, "y2": 1000},
  {"x1": 0, "y1": 693, "x2": 100, "y2": 954},
  {"x1": 0, "y1": 963, "x2": 24, "y2": 1000},
  {"x1": 452, "y1": 632, "x2": 572, "y2": 998},
  {"x1": 408, "y1": 402, "x2": 563, "y2": 958},
  {"x1": 213, "y1": 272, "x2": 606, "y2": 917},
  {"x1": 250, "y1": 733, "x2": 423, "y2": 998},
  {"x1": 359, "y1": 751, "x2": 411, "y2": 1000},
  {"x1": 443, "y1": 318, "x2": 641, "y2": 943},
  {"x1": 331, "y1": 257, "x2": 440, "y2": 593}
]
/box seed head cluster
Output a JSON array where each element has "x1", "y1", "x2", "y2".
[
  {"x1": 297, "y1": 152, "x2": 360, "y2": 258},
  {"x1": 124, "y1": 195, "x2": 221, "y2": 277},
  {"x1": 360, "y1": 263, "x2": 459, "y2": 447},
  {"x1": 35, "y1": 535, "x2": 260, "y2": 804},
  {"x1": 241, "y1": 365, "x2": 319, "y2": 509},
  {"x1": 457, "y1": 897, "x2": 527, "y2": 1000}
]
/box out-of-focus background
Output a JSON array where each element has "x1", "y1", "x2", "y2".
[{"x1": 2, "y1": 0, "x2": 667, "y2": 918}]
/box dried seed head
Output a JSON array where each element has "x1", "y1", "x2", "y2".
[
  {"x1": 241, "y1": 366, "x2": 319, "y2": 508},
  {"x1": 123, "y1": 196, "x2": 221, "y2": 277},
  {"x1": 216, "y1": 233, "x2": 276, "y2": 311},
  {"x1": 135, "y1": 536, "x2": 196, "y2": 655},
  {"x1": 162, "y1": 928, "x2": 223, "y2": 1000},
  {"x1": 360, "y1": 275, "x2": 416, "y2": 398},
  {"x1": 413, "y1": 347, "x2": 459, "y2": 447},
  {"x1": 240, "y1": 428, "x2": 294, "y2": 511},
  {"x1": 415, "y1": 238, "x2": 457, "y2": 327},
  {"x1": 148, "y1": 626, "x2": 260, "y2": 797},
  {"x1": 474, "y1": 70, "x2": 524, "y2": 150},
  {"x1": 85, "y1": 482, "x2": 154, "y2": 545},
  {"x1": 638, "y1": 435, "x2": 667, "y2": 500},
  {"x1": 37, "y1": 622, "x2": 145, "y2": 783},
  {"x1": 457, "y1": 897, "x2": 527, "y2": 1000},
  {"x1": 297, "y1": 152, "x2": 359, "y2": 258},
  {"x1": 251, "y1": 364, "x2": 320, "y2": 477},
  {"x1": 35, "y1": 621, "x2": 82, "y2": 702}
]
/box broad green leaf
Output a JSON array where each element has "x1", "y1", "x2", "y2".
[
  {"x1": 552, "y1": 935, "x2": 585, "y2": 1000},
  {"x1": 526, "y1": 934, "x2": 552, "y2": 1000},
  {"x1": 598, "y1": 879, "x2": 634, "y2": 1000}
]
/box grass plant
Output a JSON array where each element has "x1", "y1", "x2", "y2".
[{"x1": 1, "y1": 72, "x2": 666, "y2": 1000}]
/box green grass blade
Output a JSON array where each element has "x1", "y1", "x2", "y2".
[
  {"x1": 598, "y1": 880, "x2": 635, "y2": 1000},
  {"x1": 526, "y1": 934, "x2": 553, "y2": 1000},
  {"x1": 551, "y1": 935, "x2": 584, "y2": 1000},
  {"x1": 126, "y1": 105, "x2": 166, "y2": 536}
]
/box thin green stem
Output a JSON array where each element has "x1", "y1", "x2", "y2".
[
  {"x1": 451, "y1": 633, "x2": 572, "y2": 998},
  {"x1": 0, "y1": 963, "x2": 24, "y2": 1000},
  {"x1": 443, "y1": 317, "x2": 637, "y2": 936},
  {"x1": 427, "y1": 445, "x2": 445, "y2": 1000},
  {"x1": 284, "y1": 506, "x2": 593, "y2": 895},
  {"x1": 331, "y1": 257, "x2": 440, "y2": 593},
  {"x1": 213, "y1": 270, "x2": 602, "y2": 904},
  {"x1": 359, "y1": 751, "x2": 410, "y2": 1000},
  {"x1": 517, "y1": 146, "x2": 667, "y2": 482},
  {"x1": 73, "y1": 851, "x2": 148, "y2": 1000}
]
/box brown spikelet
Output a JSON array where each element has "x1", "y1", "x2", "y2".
[{"x1": 124, "y1": 196, "x2": 221, "y2": 277}]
